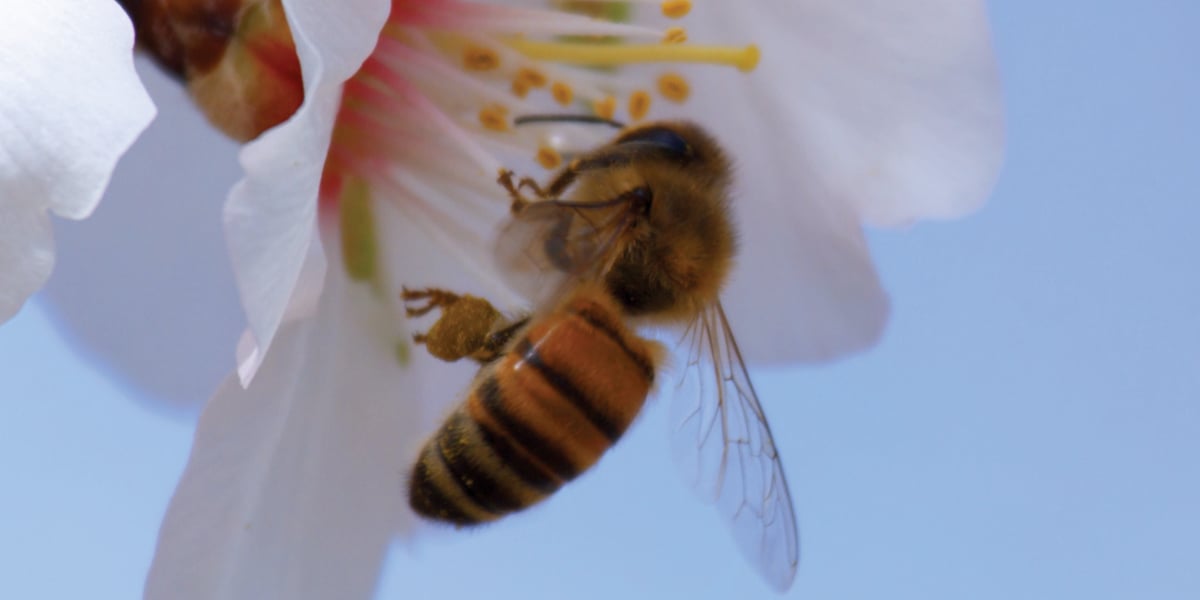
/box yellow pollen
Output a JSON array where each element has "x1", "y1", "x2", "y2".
[
  {"x1": 516, "y1": 67, "x2": 548, "y2": 88},
  {"x1": 537, "y1": 146, "x2": 563, "y2": 170},
  {"x1": 662, "y1": 27, "x2": 688, "y2": 44},
  {"x1": 628, "y1": 91, "x2": 651, "y2": 121},
  {"x1": 661, "y1": 0, "x2": 691, "y2": 19},
  {"x1": 478, "y1": 104, "x2": 509, "y2": 132},
  {"x1": 463, "y1": 45, "x2": 500, "y2": 71},
  {"x1": 593, "y1": 96, "x2": 617, "y2": 120},
  {"x1": 657, "y1": 73, "x2": 690, "y2": 103},
  {"x1": 511, "y1": 79, "x2": 531, "y2": 99},
  {"x1": 507, "y1": 39, "x2": 761, "y2": 73},
  {"x1": 551, "y1": 81, "x2": 574, "y2": 106}
]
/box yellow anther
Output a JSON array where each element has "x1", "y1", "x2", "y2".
[
  {"x1": 478, "y1": 104, "x2": 510, "y2": 132},
  {"x1": 516, "y1": 67, "x2": 548, "y2": 88},
  {"x1": 507, "y1": 39, "x2": 761, "y2": 73},
  {"x1": 662, "y1": 27, "x2": 688, "y2": 44},
  {"x1": 628, "y1": 90, "x2": 652, "y2": 121},
  {"x1": 656, "y1": 73, "x2": 690, "y2": 103},
  {"x1": 537, "y1": 146, "x2": 563, "y2": 170},
  {"x1": 593, "y1": 96, "x2": 617, "y2": 120},
  {"x1": 661, "y1": 0, "x2": 691, "y2": 19},
  {"x1": 551, "y1": 81, "x2": 574, "y2": 106},
  {"x1": 511, "y1": 79, "x2": 531, "y2": 99},
  {"x1": 463, "y1": 45, "x2": 500, "y2": 71}
]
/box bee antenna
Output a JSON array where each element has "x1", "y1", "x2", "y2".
[{"x1": 513, "y1": 114, "x2": 627, "y2": 129}]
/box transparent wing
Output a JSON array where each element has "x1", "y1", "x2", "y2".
[
  {"x1": 668, "y1": 301, "x2": 800, "y2": 591},
  {"x1": 493, "y1": 196, "x2": 637, "y2": 305}
]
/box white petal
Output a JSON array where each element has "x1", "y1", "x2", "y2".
[
  {"x1": 684, "y1": 0, "x2": 1003, "y2": 362},
  {"x1": 0, "y1": 199, "x2": 53, "y2": 323},
  {"x1": 0, "y1": 0, "x2": 154, "y2": 321},
  {"x1": 39, "y1": 59, "x2": 243, "y2": 410},
  {"x1": 225, "y1": 0, "x2": 391, "y2": 385},
  {"x1": 150, "y1": 177, "x2": 495, "y2": 598},
  {"x1": 146, "y1": 244, "x2": 443, "y2": 600}
]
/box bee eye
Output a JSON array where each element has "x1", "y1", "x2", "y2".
[{"x1": 617, "y1": 127, "x2": 693, "y2": 161}]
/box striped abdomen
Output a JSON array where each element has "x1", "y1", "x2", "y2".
[{"x1": 410, "y1": 288, "x2": 659, "y2": 525}]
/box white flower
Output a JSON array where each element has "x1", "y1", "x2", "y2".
[
  {"x1": 16, "y1": 0, "x2": 1001, "y2": 597},
  {"x1": 0, "y1": 1, "x2": 154, "y2": 323}
]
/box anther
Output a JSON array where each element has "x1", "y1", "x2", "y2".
[
  {"x1": 516, "y1": 67, "x2": 548, "y2": 88},
  {"x1": 552, "y1": 81, "x2": 574, "y2": 106},
  {"x1": 511, "y1": 79, "x2": 531, "y2": 99},
  {"x1": 662, "y1": 27, "x2": 688, "y2": 44},
  {"x1": 593, "y1": 96, "x2": 617, "y2": 120},
  {"x1": 478, "y1": 104, "x2": 510, "y2": 132},
  {"x1": 656, "y1": 73, "x2": 690, "y2": 103},
  {"x1": 463, "y1": 45, "x2": 500, "y2": 71},
  {"x1": 628, "y1": 91, "x2": 651, "y2": 121},
  {"x1": 537, "y1": 146, "x2": 563, "y2": 170},
  {"x1": 661, "y1": 0, "x2": 691, "y2": 19}
]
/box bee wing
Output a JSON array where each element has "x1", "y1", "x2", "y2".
[
  {"x1": 668, "y1": 301, "x2": 800, "y2": 592},
  {"x1": 493, "y1": 197, "x2": 635, "y2": 304}
]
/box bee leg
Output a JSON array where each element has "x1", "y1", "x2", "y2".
[
  {"x1": 497, "y1": 169, "x2": 537, "y2": 214},
  {"x1": 532, "y1": 163, "x2": 582, "y2": 199},
  {"x1": 401, "y1": 287, "x2": 461, "y2": 317},
  {"x1": 469, "y1": 316, "x2": 531, "y2": 363},
  {"x1": 401, "y1": 287, "x2": 506, "y2": 363},
  {"x1": 497, "y1": 167, "x2": 581, "y2": 214}
]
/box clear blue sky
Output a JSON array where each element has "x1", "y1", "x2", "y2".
[{"x1": 2, "y1": 2, "x2": 1198, "y2": 599}]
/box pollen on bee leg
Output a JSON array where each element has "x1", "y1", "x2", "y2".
[
  {"x1": 478, "y1": 104, "x2": 510, "y2": 132},
  {"x1": 662, "y1": 27, "x2": 688, "y2": 44},
  {"x1": 593, "y1": 96, "x2": 617, "y2": 120},
  {"x1": 628, "y1": 91, "x2": 651, "y2": 121},
  {"x1": 657, "y1": 73, "x2": 690, "y2": 103},
  {"x1": 536, "y1": 146, "x2": 562, "y2": 170},
  {"x1": 661, "y1": 0, "x2": 691, "y2": 19},
  {"x1": 551, "y1": 81, "x2": 574, "y2": 106},
  {"x1": 462, "y1": 45, "x2": 500, "y2": 71}
]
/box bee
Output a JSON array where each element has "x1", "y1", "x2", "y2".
[{"x1": 403, "y1": 119, "x2": 799, "y2": 591}]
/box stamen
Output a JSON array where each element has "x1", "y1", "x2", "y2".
[
  {"x1": 662, "y1": 27, "x2": 687, "y2": 44},
  {"x1": 656, "y1": 73, "x2": 690, "y2": 103},
  {"x1": 552, "y1": 81, "x2": 574, "y2": 106},
  {"x1": 593, "y1": 96, "x2": 617, "y2": 120},
  {"x1": 537, "y1": 146, "x2": 563, "y2": 170},
  {"x1": 628, "y1": 91, "x2": 651, "y2": 121},
  {"x1": 506, "y1": 39, "x2": 760, "y2": 72},
  {"x1": 516, "y1": 67, "x2": 548, "y2": 88},
  {"x1": 478, "y1": 104, "x2": 510, "y2": 131},
  {"x1": 462, "y1": 45, "x2": 500, "y2": 71},
  {"x1": 511, "y1": 80, "x2": 531, "y2": 98},
  {"x1": 660, "y1": 0, "x2": 692, "y2": 19}
]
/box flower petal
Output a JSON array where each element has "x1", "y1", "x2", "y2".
[
  {"x1": 36, "y1": 61, "x2": 245, "y2": 410},
  {"x1": 225, "y1": 0, "x2": 390, "y2": 384},
  {"x1": 146, "y1": 242, "x2": 447, "y2": 600},
  {"x1": 684, "y1": 0, "x2": 1003, "y2": 362},
  {"x1": 0, "y1": 0, "x2": 154, "y2": 321},
  {"x1": 0, "y1": 199, "x2": 53, "y2": 323}
]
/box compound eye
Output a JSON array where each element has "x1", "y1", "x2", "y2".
[{"x1": 616, "y1": 126, "x2": 692, "y2": 161}]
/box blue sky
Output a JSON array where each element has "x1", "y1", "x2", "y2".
[{"x1": 1, "y1": 2, "x2": 1198, "y2": 599}]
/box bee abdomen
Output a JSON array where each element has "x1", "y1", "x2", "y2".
[
  {"x1": 409, "y1": 291, "x2": 658, "y2": 525},
  {"x1": 409, "y1": 403, "x2": 551, "y2": 525}
]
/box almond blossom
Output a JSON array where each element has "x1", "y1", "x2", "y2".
[
  {"x1": 0, "y1": 1, "x2": 154, "y2": 323},
  {"x1": 19, "y1": 0, "x2": 1001, "y2": 598}
]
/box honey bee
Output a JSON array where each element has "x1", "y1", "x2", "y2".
[{"x1": 403, "y1": 120, "x2": 799, "y2": 591}]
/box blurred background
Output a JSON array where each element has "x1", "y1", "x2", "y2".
[{"x1": 1, "y1": 2, "x2": 1197, "y2": 599}]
